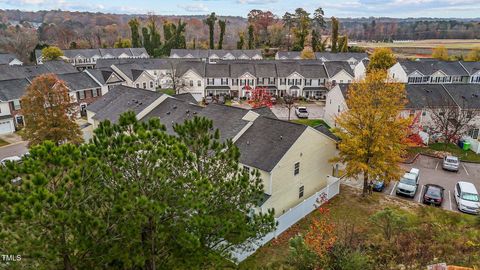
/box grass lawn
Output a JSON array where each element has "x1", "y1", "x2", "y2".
[
  {"x1": 0, "y1": 138, "x2": 9, "y2": 147},
  {"x1": 239, "y1": 186, "x2": 479, "y2": 269},
  {"x1": 157, "y1": 88, "x2": 176, "y2": 96},
  {"x1": 291, "y1": 119, "x2": 329, "y2": 128},
  {"x1": 409, "y1": 143, "x2": 480, "y2": 163}
]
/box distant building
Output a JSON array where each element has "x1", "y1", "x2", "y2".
[
  {"x1": 170, "y1": 49, "x2": 263, "y2": 62},
  {"x1": 35, "y1": 48, "x2": 149, "y2": 70}
]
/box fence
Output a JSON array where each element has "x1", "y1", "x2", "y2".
[{"x1": 232, "y1": 176, "x2": 341, "y2": 263}]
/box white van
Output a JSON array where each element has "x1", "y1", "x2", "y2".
[{"x1": 454, "y1": 181, "x2": 480, "y2": 215}]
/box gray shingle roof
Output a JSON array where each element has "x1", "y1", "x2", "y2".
[
  {"x1": 205, "y1": 63, "x2": 230, "y2": 77},
  {"x1": 299, "y1": 63, "x2": 328, "y2": 78},
  {"x1": 315, "y1": 52, "x2": 368, "y2": 62},
  {"x1": 276, "y1": 51, "x2": 302, "y2": 59},
  {"x1": 42, "y1": 60, "x2": 78, "y2": 74},
  {"x1": 405, "y1": 84, "x2": 455, "y2": 109},
  {"x1": 198, "y1": 104, "x2": 250, "y2": 141},
  {"x1": 170, "y1": 49, "x2": 209, "y2": 58},
  {"x1": 56, "y1": 72, "x2": 101, "y2": 91},
  {"x1": 230, "y1": 63, "x2": 256, "y2": 78},
  {"x1": 172, "y1": 93, "x2": 198, "y2": 104},
  {"x1": 399, "y1": 60, "x2": 469, "y2": 76},
  {"x1": 0, "y1": 65, "x2": 50, "y2": 80},
  {"x1": 460, "y1": 61, "x2": 480, "y2": 75},
  {"x1": 235, "y1": 116, "x2": 307, "y2": 172},
  {"x1": 442, "y1": 84, "x2": 480, "y2": 109},
  {"x1": 89, "y1": 85, "x2": 163, "y2": 123},
  {"x1": 0, "y1": 78, "x2": 30, "y2": 101},
  {"x1": 276, "y1": 61, "x2": 301, "y2": 77},
  {"x1": 170, "y1": 49, "x2": 262, "y2": 59},
  {"x1": 324, "y1": 61, "x2": 354, "y2": 77},
  {"x1": 176, "y1": 60, "x2": 206, "y2": 77},
  {"x1": 314, "y1": 124, "x2": 339, "y2": 141},
  {"x1": 255, "y1": 63, "x2": 277, "y2": 78},
  {"x1": 36, "y1": 48, "x2": 149, "y2": 60},
  {"x1": 0, "y1": 53, "x2": 19, "y2": 65},
  {"x1": 140, "y1": 97, "x2": 203, "y2": 135},
  {"x1": 252, "y1": 106, "x2": 277, "y2": 119}
]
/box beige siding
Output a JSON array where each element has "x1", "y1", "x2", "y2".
[{"x1": 261, "y1": 127, "x2": 337, "y2": 217}]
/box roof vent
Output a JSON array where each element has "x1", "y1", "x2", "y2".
[
  {"x1": 186, "y1": 110, "x2": 190, "y2": 114},
  {"x1": 247, "y1": 140, "x2": 250, "y2": 145},
  {"x1": 461, "y1": 96, "x2": 466, "y2": 99},
  {"x1": 193, "y1": 111, "x2": 197, "y2": 115},
  {"x1": 280, "y1": 136, "x2": 283, "y2": 140},
  {"x1": 173, "y1": 105, "x2": 177, "y2": 109},
  {"x1": 166, "y1": 111, "x2": 171, "y2": 115}
]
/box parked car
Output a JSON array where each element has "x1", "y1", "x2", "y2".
[
  {"x1": 1, "y1": 156, "x2": 22, "y2": 166},
  {"x1": 372, "y1": 180, "x2": 385, "y2": 192},
  {"x1": 396, "y1": 168, "x2": 420, "y2": 198},
  {"x1": 454, "y1": 181, "x2": 480, "y2": 215},
  {"x1": 295, "y1": 106, "x2": 309, "y2": 118},
  {"x1": 422, "y1": 184, "x2": 445, "y2": 206},
  {"x1": 442, "y1": 155, "x2": 459, "y2": 172}
]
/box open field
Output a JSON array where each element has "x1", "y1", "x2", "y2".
[
  {"x1": 358, "y1": 39, "x2": 480, "y2": 58},
  {"x1": 358, "y1": 39, "x2": 480, "y2": 49}
]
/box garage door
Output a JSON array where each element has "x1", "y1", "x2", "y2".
[{"x1": 0, "y1": 120, "x2": 13, "y2": 135}]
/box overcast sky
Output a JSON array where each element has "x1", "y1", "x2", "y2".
[{"x1": 1, "y1": 0, "x2": 480, "y2": 18}]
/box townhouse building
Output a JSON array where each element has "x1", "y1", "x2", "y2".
[
  {"x1": 35, "y1": 48, "x2": 149, "y2": 69},
  {"x1": 87, "y1": 85, "x2": 339, "y2": 218},
  {"x1": 170, "y1": 49, "x2": 263, "y2": 62},
  {"x1": 94, "y1": 59, "x2": 355, "y2": 102},
  {"x1": 460, "y1": 61, "x2": 480, "y2": 84},
  {"x1": 388, "y1": 60, "x2": 471, "y2": 84},
  {"x1": 0, "y1": 61, "x2": 103, "y2": 134}
]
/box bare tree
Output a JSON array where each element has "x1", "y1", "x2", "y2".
[
  {"x1": 283, "y1": 94, "x2": 295, "y2": 121},
  {"x1": 164, "y1": 60, "x2": 187, "y2": 94},
  {"x1": 427, "y1": 96, "x2": 480, "y2": 147}
]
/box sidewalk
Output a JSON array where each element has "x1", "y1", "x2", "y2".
[{"x1": 0, "y1": 133, "x2": 25, "y2": 144}]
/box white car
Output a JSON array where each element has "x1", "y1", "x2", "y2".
[
  {"x1": 396, "y1": 168, "x2": 420, "y2": 198},
  {"x1": 454, "y1": 181, "x2": 480, "y2": 215},
  {"x1": 1, "y1": 156, "x2": 22, "y2": 166},
  {"x1": 295, "y1": 107, "x2": 309, "y2": 118}
]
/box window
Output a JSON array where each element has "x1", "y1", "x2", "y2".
[
  {"x1": 12, "y1": 100, "x2": 21, "y2": 110},
  {"x1": 198, "y1": 80, "x2": 201, "y2": 87},
  {"x1": 468, "y1": 128, "x2": 479, "y2": 139},
  {"x1": 409, "y1": 110, "x2": 415, "y2": 118},
  {"x1": 190, "y1": 80, "x2": 193, "y2": 87},
  {"x1": 92, "y1": 88, "x2": 98, "y2": 97},
  {"x1": 467, "y1": 111, "x2": 473, "y2": 119},
  {"x1": 422, "y1": 111, "x2": 426, "y2": 116},
  {"x1": 243, "y1": 166, "x2": 250, "y2": 174},
  {"x1": 299, "y1": 186, "x2": 304, "y2": 198},
  {"x1": 136, "y1": 83, "x2": 140, "y2": 88},
  {"x1": 143, "y1": 82, "x2": 147, "y2": 89},
  {"x1": 338, "y1": 105, "x2": 341, "y2": 113},
  {"x1": 294, "y1": 162, "x2": 300, "y2": 175},
  {"x1": 280, "y1": 78, "x2": 286, "y2": 85},
  {"x1": 78, "y1": 91, "x2": 85, "y2": 100},
  {"x1": 150, "y1": 81, "x2": 154, "y2": 88}
]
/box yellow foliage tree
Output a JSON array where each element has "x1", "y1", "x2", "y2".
[
  {"x1": 332, "y1": 70, "x2": 409, "y2": 196},
  {"x1": 41, "y1": 46, "x2": 64, "y2": 61},
  {"x1": 300, "y1": 46, "x2": 315, "y2": 59},
  {"x1": 432, "y1": 46, "x2": 449, "y2": 61},
  {"x1": 367, "y1": 47, "x2": 397, "y2": 73},
  {"x1": 465, "y1": 47, "x2": 480, "y2": 62},
  {"x1": 21, "y1": 74, "x2": 82, "y2": 146}
]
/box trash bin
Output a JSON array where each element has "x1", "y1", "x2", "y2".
[
  {"x1": 458, "y1": 140, "x2": 464, "y2": 149},
  {"x1": 463, "y1": 142, "x2": 471, "y2": 151}
]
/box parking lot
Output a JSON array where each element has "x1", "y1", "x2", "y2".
[
  {"x1": 343, "y1": 155, "x2": 480, "y2": 214},
  {"x1": 270, "y1": 103, "x2": 325, "y2": 120}
]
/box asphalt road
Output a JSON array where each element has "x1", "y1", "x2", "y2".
[
  {"x1": 382, "y1": 155, "x2": 480, "y2": 213},
  {"x1": 0, "y1": 142, "x2": 28, "y2": 160}
]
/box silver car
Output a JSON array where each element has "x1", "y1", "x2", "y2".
[
  {"x1": 442, "y1": 155, "x2": 459, "y2": 172},
  {"x1": 396, "y1": 168, "x2": 420, "y2": 198}
]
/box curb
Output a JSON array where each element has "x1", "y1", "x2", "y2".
[
  {"x1": 402, "y1": 153, "x2": 420, "y2": 164},
  {"x1": 0, "y1": 141, "x2": 27, "y2": 149},
  {"x1": 416, "y1": 152, "x2": 480, "y2": 165}
]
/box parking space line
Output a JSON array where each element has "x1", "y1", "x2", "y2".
[
  {"x1": 435, "y1": 161, "x2": 439, "y2": 171},
  {"x1": 390, "y1": 182, "x2": 397, "y2": 196},
  {"x1": 417, "y1": 185, "x2": 424, "y2": 203},
  {"x1": 448, "y1": 190, "x2": 453, "y2": 211},
  {"x1": 462, "y1": 164, "x2": 469, "y2": 176}
]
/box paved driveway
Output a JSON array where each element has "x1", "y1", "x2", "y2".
[
  {"x1": 0, "y1": 142, "x2": 29, "y2": 160},
  {"x1": 271, "y1": 104, "x2": 325, "y2": 120},
  {"x1": 342, "y1": 155, "x2": 480, "y2": 214}
]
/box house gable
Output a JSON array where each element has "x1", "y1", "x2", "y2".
[{"x1": 287, "y1": 72, "x2": 304, "y2": 79}]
